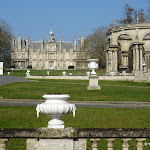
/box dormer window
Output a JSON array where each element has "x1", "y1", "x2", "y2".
[
  {"x1": 50, "y1": 46, "x2": 53, "y2": 51},
  {"x1": 63, "y1": 54, "x2": 66, "y2": 60}
]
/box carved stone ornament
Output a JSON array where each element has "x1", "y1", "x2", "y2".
[{"x1": 36, "y1": 94, "x2": 76, "y2": 129}]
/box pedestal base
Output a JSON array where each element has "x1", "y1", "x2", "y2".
[
  {"x1": 48, "y1": 117, "x2": 65, "y2": 129},
  {"x1": 27, "y1": 138, "x2": 87, "y2": 150},
  {"x1": 87, "y1": 75, "x2": 101, "y2": 90},
  {"x1": 87, "y1": 86, "x2": 101, "y2": 90}
]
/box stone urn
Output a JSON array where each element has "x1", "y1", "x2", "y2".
[
  {"x1": 62, "y1": 71, "x2": 66, "y2": 76},
  {"x1": 88, "y1": 59, "x2": 99, "y2": 75},
  {"x1": 26, "y1": 70, "x2": 30, "y2": 77},
  {"x1": 36, "y1": 94, "x2": 76, "y2": 129}
]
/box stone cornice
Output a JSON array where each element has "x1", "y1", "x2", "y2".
[{"x1": 1, "y1": 128, "x2": 150, "y2": 138}]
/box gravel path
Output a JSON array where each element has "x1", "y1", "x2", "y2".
[
  {"x1": 0, "y1": 99, "x2": 150, "y2": 108},
  {"x1": 0, "y1": 76, "x2": 36, "y2": 86}
]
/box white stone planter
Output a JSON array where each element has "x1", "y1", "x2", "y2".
[
  {"x1": 86, "y1": 71, "x2": 90, "y2": 76},
  {"x1": 88, "y1": 59, "x2": 99, "y2": 75},
  {"x1": 62, "y1": 71, "x2": 66, "y2": 76},
  {"x1": 26, "y1": 70, "x2": 30, "y2": 75},
  {"x1": 47, "y1": 71, "x2": 50, "y2": 75},
  {"x1": 36, "y1": 94, "x2": 76, "y2": 129}
]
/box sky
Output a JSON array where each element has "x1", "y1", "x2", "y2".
[{"x1": 0, "y1": 0, "x2": 149, "y2": 42}]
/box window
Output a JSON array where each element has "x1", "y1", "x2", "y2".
[
  {"x1": 70, "y1": 54, "x2": 73, "y2": 60},
  {"x1": 63, "y1": 62, "x2": 66, "y2": 68},
  {"x1": 14, "y1": 54, "x2": 17, "y2": 59},
  {"x1": 43, "y1": 62, "x2": 45, "y2": 68},
  {"x1": 43, "y1": 55, "x2": 45, "y2": 60},
  {"x1": 58, "y1": 62, "x2": 60, "y2": 68},
  {"x1": 63, "y1": 54, "x2": 66, "y2": 60},
  {"x1": 50, "y1": 46, "x2": 53, "y2": 51},
  {"x1": 57, "y1": 54, "x2": 60, "y2": 60},
  {"x1": 50, "y1": 63, "x2": 53, "y2": 69},
  {"x1": 37, "y1": 55, "x2": 39, "y2": 60},
  {"x1": 37, "y1": 62, "x2": 39, "y2": 68},
  {"x1": 77, "y1": 62, "x2": 80, "y2": 67},
  {"x1": 30, "y1": 55, "x2": 32, "y2": 59},
  {"x1": 50, "y1": 54, "x2": 52, "y2": 59},
  {"x1": 22, "y1": 54, "x2": 25, "y2": 59},
  {"x1": 30, "y1": 62, "x2": 32, "y2": 66}
]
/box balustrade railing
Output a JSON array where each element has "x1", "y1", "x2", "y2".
[{"x1": 0, "y1": 128, "x2": 149, "y2": 150}]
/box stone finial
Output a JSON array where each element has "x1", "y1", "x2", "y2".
[
  {"x1": 81, "y1": 35, "x2": 84, "y2": 48},
  {"x1": 136, "y1": 14, "x2": 139, "y2": 23},
  {"x1": 19, "y1": 34, "x2": 21, "y2": 39},
  {"x1": 49, "y1": 28, "x2": 54, "y2": 35},
  {"x1": 27, "y1": 34, "x2": 29, "y2": 38},
  {"x1": 74, "y1": 35, "x2": 77, "y2": 51},
  {"x1": 41, "y1": 34, "x2": 43, "y2": 40},
  {"x1": 113, "y1": 18, "x2": 116, "y2": 26},
  {"x1": 109, "y1": 24, "x2": 112, "y2": 28}
]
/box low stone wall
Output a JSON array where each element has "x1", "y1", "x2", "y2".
[
  {"x1": 26, "y1": 75, "x2": 89, "y2": 80},
  {"x1": 0, "y1": 128, "x2": 149, "y2": 150},
  {"x1": 1, "y1": 128, "x2": 150, "y2": 138},
  {"x1": 99, "y1": 75, "x2": 135, "y2": 81},
  {"x1": 26, "y1": 75, "x2": 135, "y2": 81}
]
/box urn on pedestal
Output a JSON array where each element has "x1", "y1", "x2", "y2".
[
  {"x1": 36, "y1": 94, "x2": 76, "y2": 129},
  {"x1": 88, "y1": 59, "x2": 99, "y2": 75},
  {"x1": 87, "y1": 59, "x2": 101, "y2": 90}
]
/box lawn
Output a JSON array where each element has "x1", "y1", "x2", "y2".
[
  {"x1": 1, "y1": 71, "x2": 150, "y2": 149},
  {"x1": 1, "y1": 106, "x2": 150, "y2": 150},
  {"x1": 0, "y1": 79, "x2": 150, "y2": 102},
  {"x1": 1, "y1": 106, "x2": 150, "y2": 129}
]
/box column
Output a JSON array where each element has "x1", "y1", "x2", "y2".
[
  {"x1": 106, "y1": 51, "x2": 109, "y2": 74},
  {"x1": 114, "y1": 51, "x2": 118, "y2": 73},
  {"x1": 108, "y1": 45, "x2": 118, "y2": 74},
  {"x1": 136, "y1": 44, "x2": 139, "y2": 72},
  {"x1": 139, "y1": 45, "x2": 143, "y2": 72},
  {"x1": 110, "y1": 50, "x2": 113, "y2": 72},
  {"x1": 106, "y1": 138, "x2": 115, "y2": 150},
  {"x1": 90, "y1": 138, "x2": 100, "y2": 150},
  {"x1": 126, "y1": 55, "x2": 128, "y2": 66},
  {"x1": 121, "y1": 138, "x2": 131, "y2": 150},
  {"x1": 135, "y1": 138, "x2": 146, "y2": 150},
  {"x1": 0, "y1": 139, "x2": 8, "y2": 150},
  {"x1": 125, "y1": 56, "x2": 127, "y2": 66},
  {"x1": 133, "y1": 47, "x2": 136, "y2": 72}
]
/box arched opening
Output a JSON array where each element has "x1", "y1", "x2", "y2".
[
  {"x1": 142, "y1": 32, "x2": 150, "y2": 72},
  {"x1": 128, "y1": 45, "x2": 133, "y2": 73},
  {"x1": 117, "y1": 34, "x2": 132, "y2": 73}
]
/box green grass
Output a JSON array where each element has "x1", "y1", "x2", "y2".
[
  {"x1": 1, "y1": 106, "x2": 150, "y2": 128},
  {"x1": 0, "y1": 80, "x2": 150, "y2": 101},
  {"x1": 4, "y1": 69, "x2": 106, "y2": 77},
  {"x1": 1, "y1": 106, "x2": 150, "y2": 150}
]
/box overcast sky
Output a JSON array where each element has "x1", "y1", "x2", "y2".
[{"x1": 0, "y1": 0, "x2": 148, "y2": 42}]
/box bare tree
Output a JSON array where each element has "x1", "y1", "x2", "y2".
[
  {"x1": 0, "y1": 18, "x2": 12, "y2": 69},
  {"x1": 147, "y1": 0, "x2": 150, "y2": 21},
  {"x1": 117, "y1": 4, "x2": 146, "y2": 24},
  {"x1": 84, "y1": 26, "x2": 108, "y2": 69}
]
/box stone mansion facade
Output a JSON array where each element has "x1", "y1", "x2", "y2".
[{"x1": 11, "y1": 28, "x2": 90, "y2": 70}]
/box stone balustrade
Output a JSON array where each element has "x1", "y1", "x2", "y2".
[{"x1": 0, "y1": 128, "x2": 149, "y2": 150}]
